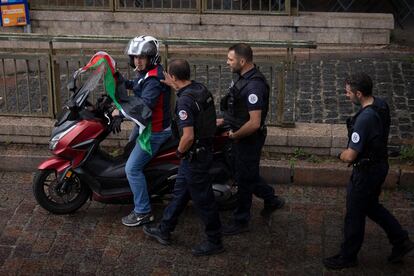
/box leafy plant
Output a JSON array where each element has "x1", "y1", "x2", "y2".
[
  {"x1": 109, "y1": 148, "x2": 122, "y2": 157},
  {"x1": 288, "y1": 156, "x2": 296, "y2": 169},
  {"x1": 293, "y1": 147, "x2": 307, "y2": 159},
  {"x1": 308, "y1": 154, "x2": 322, "y2": 163},
  {"x1": 400, "y1": 145, "x2": 414, "y2": 162}
]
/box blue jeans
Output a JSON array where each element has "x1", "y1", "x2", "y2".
[
  {"x1": 125, "y1": 128, "x2": 171, "y2": 214},
  {"x1": 128, "y1": 125, "x2": 140, "y2": 142}
]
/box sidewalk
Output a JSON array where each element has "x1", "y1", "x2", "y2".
[
  {"x1": 0, "y1": 172, "x2": 413, "y2": 275},
  {"x1": 0, "y1": 116, "x2": 413, "y2": 188}
]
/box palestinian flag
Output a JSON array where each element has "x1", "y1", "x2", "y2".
[{"x1": 75, "y1": 51, "x2": 153, "y2": 155}]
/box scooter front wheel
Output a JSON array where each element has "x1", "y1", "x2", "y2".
[{"x1": 33, "y1": 169, "x2": 91, "y2": 214}]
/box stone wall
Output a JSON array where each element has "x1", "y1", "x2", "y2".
[{"x1": 0, "y1": 10, "x2": 394, "y2": 46}]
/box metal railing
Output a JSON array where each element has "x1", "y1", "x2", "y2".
[
  {"x1": 30, "y1": 0, "x2": 297, "y2": 14},
  {"x1": 203, "y1": 0, "x2": 291, "y2": 14},
  {"x1": 116, "y1": 0, "x2": 199, "y2": 11},
  {"x1": 0, "y1": 53, "x2": 51, "y2": 117},
  {"x1": 30, "y1": 0, "x2": 113, "y2": 10},
  {"x1": 0, "y1": 33, "x2": 316, "y2": 126}
]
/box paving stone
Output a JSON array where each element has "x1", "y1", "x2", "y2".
[
  {"x1": 296, "y1": 56, "x2": 414, "y2": 145},
  {"x1": 1, "y1": 171, "x2": 414, "y2": 274}
]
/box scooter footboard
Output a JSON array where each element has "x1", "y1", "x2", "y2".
[{"x1": 38, "y1": 157, "x2": 71, "y2": 174}]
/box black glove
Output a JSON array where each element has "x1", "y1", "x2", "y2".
[
  {"x1": 111, "y1": 115, "x2": 123, "y2": 134},
  {"x1": 95, "y1": 93, "x2": 108, "y2": 113}
]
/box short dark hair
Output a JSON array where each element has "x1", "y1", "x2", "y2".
[
  {"x1": 168, "y1": 59, "x2": 191, "y2": 81},
  {"x1": 345, "y1": 72, "x2": 373, "y2": 96},
  {"x1": 228, "y1": 43, "x2": 253, "y2": 62}
]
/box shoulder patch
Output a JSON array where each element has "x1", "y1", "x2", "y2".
[
  {"x1": 351, "y1": 132, "x2": 360, "y2": 143},
  {"x1": 178, "y1": 110, "x2": 188, "y2": 121},
  {"x1": 248, "y1": 94, "x2": 258, "y2": 104}
]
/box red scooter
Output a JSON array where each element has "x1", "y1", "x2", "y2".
[{"x1": 32, "y1": 61, "x2": 236, "y2": 215}]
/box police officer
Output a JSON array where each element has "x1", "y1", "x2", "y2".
[
  {"x1": 143, "y1": 59, "x2": 224, "y2": 256},
  {"x1": 323, "y1": 73, "x2": 414, "y2": 269},
  {"x1": 217, "y1": 43, "x2": 285, "y2": 235}
]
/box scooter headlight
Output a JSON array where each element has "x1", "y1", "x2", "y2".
[{"x1": 49, "y1": 125, "x2": 77, "y2": 151}]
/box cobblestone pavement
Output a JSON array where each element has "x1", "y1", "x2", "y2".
[
  {"x1": 0, "y1": 171, "x2": 413, "y2": 275},
  {"x1": 296, "y1": 56, "x2": 414, "y2": 143}
]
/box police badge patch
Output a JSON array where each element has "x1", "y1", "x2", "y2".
[
  {"x1": 248, "y1": 94, "x2": 258, "y2": 104},
  {"x1": 351, "y1": 132, "x2": 360, "y2": 143},
  {"x1": 178, "y1": 110, "x2": 188, "y2": 120}
]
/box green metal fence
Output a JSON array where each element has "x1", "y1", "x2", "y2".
[
  {"x1": 30, "y1": 0, "x2": 296, "y2": 14},
  {"x1": 0, "y1": 33, "x2": 316, "y2": 126}
]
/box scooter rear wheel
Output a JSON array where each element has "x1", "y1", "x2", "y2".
[{"x1": 33, "y1": 169, "x2": 91, "y2": 214}]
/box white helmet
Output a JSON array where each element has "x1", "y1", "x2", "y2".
[{"x1": 125, "y1": 35, "x2": 160, "y2": 67}]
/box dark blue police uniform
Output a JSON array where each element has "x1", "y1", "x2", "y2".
[
  {"x1": 340, "y1": 97, "x2": 408, "y2": 260},
  {"x1": 223, "y1": 67, "x2": 281, "y2": 224},
  {"x1": 158, "y1": 81, "x2": 222, "y2": 244}
]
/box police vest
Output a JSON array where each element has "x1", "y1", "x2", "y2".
[
  {"x1": 174, "y1": 83, "x2": 217, "y2": 142},
  {"x1": 346, "y1": 98, "x2": 390, "y2": 162},
  {"x1": 221, "y1": 70, "x2": 269, "y2": 130}
]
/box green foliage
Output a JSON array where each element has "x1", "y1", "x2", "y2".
[
  {"x1": 400, "y1": 145, "x2": 414, "y2": 162},
  {"x1": 293, "y1": 147, "x2": 307, "y2": 159},
  {"x1": 109, "y1": 148, "x2": 121, "y2": 157},
  {"x1": 288, "y1": 156, "x2": 296, "y2": 169},
  {"x1": 308, "y1": 154, "x2": 322, "y2": 163}
]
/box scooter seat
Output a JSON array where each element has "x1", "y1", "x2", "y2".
[
  {"x1": 122, "y1": 135, "x2": 178, "y2": 158},
  {"x1": 158, "y1": 136, "x2": 179, "y2": 153}
]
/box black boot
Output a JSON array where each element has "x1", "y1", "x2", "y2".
[
  {"x1": 261, "y1": 196, "x2": 285, "y2": 217},
  {"x1": 191, "y1": 240, "x2": 225, "y2": 256},
  {"x1": 222, "y1": 222, "x2": 249, "y2": 236},
  {"x1": 388, "y1": 239, "x2": 414, "y2": 263},
  {"x1": 143, "y1": 225, "x2": 171, "y2": 245},
  {"x1": 323, "y1": 254, "x2": 358, "y2": 270}
]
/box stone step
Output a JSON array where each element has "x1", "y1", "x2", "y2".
[
  {"x1": 0, "y1": 143, "x2": 412, "y2": 189},
  {"x1": 0, "y1": 116, "x2": 347, "y2": 156}
]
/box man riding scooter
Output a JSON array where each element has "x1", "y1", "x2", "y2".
[{"x1": 112, "y1": 35, "x2": 172, "y2": 227}]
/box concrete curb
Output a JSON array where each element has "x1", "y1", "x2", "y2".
[
  {"x1": 260, "y1": 160, "x2": 404, "y2": 188},
  {"x1": 0, "y1": 144, "x2": 49, "y2": 173},
  {"x1": 0, "y1": 116, "x2": 412, "y2": 188},
  {"x1": 0, "y1": 143, "x2": 412, "y2": 189},
  {"x1": 0, "y1": 116, "x2": 349, "y2": 157}
]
